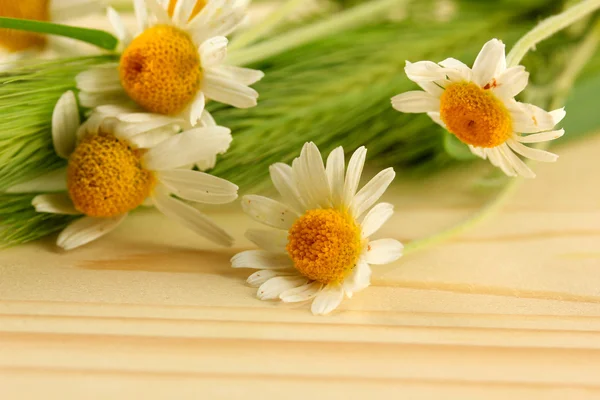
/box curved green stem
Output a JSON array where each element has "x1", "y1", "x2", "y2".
[
  {"x1": 506, "y1": 0, "x2": 600, "y2": 67},
  {"x1": 228, "y1": 0, "x2": 409, "y2": 66}
]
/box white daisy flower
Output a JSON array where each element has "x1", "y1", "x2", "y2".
[
  {"x1": 0, "y1": 0, "x2": 101, "y2": 70},
  {"x1": 391, "y1": 38, "x2": 566, "y2": 178},
  {"x1": 231, "y1": 143, "x2": 404, "y2": 316},
  {"x1": 75, "y1": 0, "x2": 263, "y2": 132},
  {"x1": 8, "y1": 91, "x2": 238, "y2": 250}
]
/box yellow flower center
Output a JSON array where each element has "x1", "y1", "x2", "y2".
[
  {"x1": 67, "y1": 131, "x2": 155, "y2": 218},
  {"x1": 167, "y1": 0, "x2": 207, "y2": 20},
  {"x1": 440, "y1": 81, "x2": 513, "y2": 148},
  {"x1": 0, "y1": 0, "x2": 50, "y2": 52},
  {"x1": 286, "y1": 209, "x2": 363, "y2": 284},
  {"x1": 119, "y1": 24, "x2": 201, "y2": 116}
]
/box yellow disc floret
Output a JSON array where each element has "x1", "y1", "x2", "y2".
[
  {"x1": 119, "y1": 24, "x2": 201, "y2": 116},
  {"x1": 287, "y1": 209, "x2": 363, "y2": 284},
  {"x1": 67, "y1": 131, "x2": 155, "y2": 218},
  {"x1": 440, "y1": 81, "x2": 513, "y2": 148},
  {"x1": 168, "y1": 0, "x2": 207, "y2": 21},
  {"x1": 0, "y1": 0, "x2": 49, "y2": 52}
]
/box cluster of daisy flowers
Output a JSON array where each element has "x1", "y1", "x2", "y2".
[{"x1": 2, "y1": 0, "x2": 570, "y2": 316}]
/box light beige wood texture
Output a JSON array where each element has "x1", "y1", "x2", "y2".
[{"x1": 1, "y1": 134, "x2": 599, "y2": 399}]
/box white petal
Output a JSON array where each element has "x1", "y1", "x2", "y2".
[
  {"x1": 405, "y1": 60, "x2": 448, "y2": 82},
  {"x1": 468, "y1": 145, "x2": 486, "y2": 159},
  {"x1": 280, "y1": 282, "x2": 323, "y2": 303},
  {"x1": 472, "y1": 39, "x2": 506, "y2": 87},
  {"x1": 215, "y1": 65, "x2": 264, "y2": 86},
  {"x1": 199, "y1": 109, "x2": 217, "y2": 127},
  {"x1": 439, "y1": 57, "x2": 472, "y2": 81},
  {"x1": 32, "y1": 193, "x2": 81, "y2": 215},
  {"x1": 361, "y1": 202, "x2": 394, "y2": 238},
  {"x1": 364, "y1": 239, "x2": 404, "y2": 265},
  {"x1": 497, "y1": 144, "x2": 535, "y2": 179},
  {"x1": 107, "y1": 7, "x2": 131, "y2": 43},
  {"x1": 342, "y1": 146, "x2": 367, "y2": 209},
  {"x1": 506, "y1": 139, "x2": 558, "y2": 163},
  {"x1": 350, "y1": 168, "x2": 395, "y2": 219},
  {"x1": 269, "y1": 163, "x2": 305, "y2": 213},
  {"x1": 76, "y1": 65, "x2": 121, "y2": 93},
  {"x1": 78, "y1": 91, "x2": 130, "y2": 109},
  {"x1": 151, "y1": 186, "x2": 233, "y2": 246},
  {"x1": 172, "y1": 0, "x2": 196, "y2": 26},
  {"x1": 57, "y1": 214, "x2": 127, "y2": 250},
  {"x1": 325, "y1": 147, "x2": 345, "y2": 207},
  {"x1": 241, "y1": 195, "x2": 299, "y2": 230},
  {"x1": 509, "y1": 102, "x2": 557, "y2": 133},
  {"x1": 113, "y1": 115, "x2": 178, "y2": 141},
  {"x1": 257, "y1": 276, "x2": 307, "y2": 301},
  {"x1": 297, "y1": 142, "x2": 331, "y2": 208},
  {"x1": 157, "y1": 169, "x2": 238, "y2": 204},
  {"x1": 134, "y1": 0, "x2": 149, "y2": 31},
  {"x1": 199, "y1": 36, "x2": 228, "y2": 68},
  {"x1": 202, "y1": 72, "x2": 259, "y2": 108},
  {"x1": 493, "y1": 66, "x2": 529, "y2": 99},
  {"x1": 245, "y1": 229, "x2": 288, "y2": 254},
  {"x1": 183, "y1": 91, "x2": 206, "y2": 127},
  {"x1": 487, "y1": 147, "x2": 517, "y2": 177},
  {"x1": 342, "y1": 261, "x2": 371, "y2": 295},
  {"x1": 52, "y1": 91, "x2": 80, "y2": 159},
  {"x1": 190, "y1": 8, "x2": 245, "y2": 44},
  {"x1": 550, "y1": 108, "x2": 566, "y2": 125},
  {"x1": 231, "y1": 250, "x2": 293, "y2": 270},
  {"x1": 310, "y1": 283, "x2": 344, "y2": 316},
  {"x1": 427, "y1": 112, "x2": 446, "y2": 128},
  {"x1": 145, "y1": 0, "x2": 171, "y2": 24},
  {"x1": 416, "y1": 81, "x2": 444, "y2": 97},
  {"x1": 391, "y1": 91, "x2": 440, "y2": 113},
  {"x1": 143, "y1": 127, "x2": 232, "y2": 170},
  {"x1": 247, "y1": 270, "x2": 279, "y2": 288},
  {"x1": 6, "y1": 168, "x2": 67, "y2": 193},
  {"x1": 516, "y1": 129, "x2": 565, "y2": 144}
]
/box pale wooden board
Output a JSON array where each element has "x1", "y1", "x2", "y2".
[{"x1": 1, "y1": 133, "x2": 599, "y2": 399}]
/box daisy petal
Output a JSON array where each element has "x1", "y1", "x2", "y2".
[
  {"x1": 311, "y1": 283, "x2": 344, "y2": 316},
  {"x1": 509, "y1": 102, "x2": 557, "y2": 133},
  {"x1": 133, "y1": 0, "x2": 149, "y2": 31},
  {"x1": 350, "y1": 167, "x2": 396, "y2": 219},
  {"x1": 361, "y1": 202, "x2": 394, "y2": 238},
  {"x1": 494, "y1": 66, "x2": 529, "y2": 99},
  {"x1": 391, "y1": 91, "x2": 440, "y2": 113},
  {"x1": 247, "y1": 270, "x2": 280, "y2": 288},
  {"x1": 151, "y1": 185, "x2": 233, "y2": 246},
  {"x1": 342, "y1": 260, "x2": 371, "y2": 296},
  {"x1": 231, "y1": 250, "x2": 293, "y2": 270},
  {"x1": 143, "y1": 126, "x2": 232, "y2": 170},
  {"x1": 364, "y1": 239, "x2": 403, "y2": 265},
  {"x1": 269, "y1": 163, "x2": 305, "y2": 213},
  {"x1": 202, "y1": 72, "x2": 258, "y2": 108},
  {"x1": 199, "y1": 36, "x2": 228, "y2": 68},
  {"x1": 439, "y1": 57, "x2": 472, "y2": 81},
  {"x1": 342, "y1": 146, "x2": 366, "y2": 209},
  {"x1": 506, "y1": 139, "x2": 558, "y2": 163},
  {"x1": 32, "y1": 193, "x2": 81, "y2": 215},
  {"x1": 550, "y1": 108, "x2": 566, "y2": 125},
  {"x1": 517, "y1": 129, "x2": 565, "y2": 144},
  {"x1": 472, "y1": 38, "x2": 506, "y2": 87},
  {"x1": 199, "y1": 109, "x2": 217, "y2": 127},
  {"x1": 280, "y1": 282, "x2": 323, "y2": 303},
  {"x1": 498, "y1": 144, "x2": 535, "y2": 179},
  {"x1": 300, "y1": 142, "x2": 331, "y2": 208},
  {"x1": 416, "y1": 81, "x2": 444, "y2": 97},
  {"x1": 487, "y1": 147, "x2": 516, "y2": 177},
  {"x1": 216, "y1": 65, "x2": 264, "y2": 85},
  {"x1": 57, "y1": 214, "x2": 127, "y2": 251},
  {"x1": 405, "y1": 60, "x2": 448, "y2": 82},
  {"x1": 107, "y1": 7, "x2": 131, "y2": 44},
  {"x1": 183, "y1": 91, "x2": 206, "y2": 126},
  {"x1": 145, "y1": 0, "x2": 171, "y2": 25},
  {"x1": 241, "y1": 195, "x2": 299, "y2": 230},
  {"x1": 157, "y1": 169, "x2": 238, "y2": 204},
  {"x1": 325, "y1": 146, "x2": 345, "y2": 207},
  {"x1": 6, "y1": 168, "x2": 67, "y2": 193},
  {"x1": 172, "y1": 0, "x2": 196, "y2": 26},
  {"x1": 427, "y1": 112, "x2": 446, "y2": 128},
  {"x1": 245, "y1": 229, "x2": 288, "y2": 254},
  {"x1": 257, "y1": 276, "x2": 307, "y2": 300},
  {"x1": 52, "y1": 91, "x2": 79, "y2": 159}
]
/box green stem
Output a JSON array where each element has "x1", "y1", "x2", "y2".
[
  {"x1": 398, "y1": 14, "x2": 600, "y2": 260},
  {"x1": 0, "y1": 17, "x2": 118, "y2": 51},
  {"x1": 228, "y1": 0, "x2": 409, "y2": 66},
  {"x1": 229, "y1": 0, "x2": 307, "y2": 51},
  {"x1": 506, "y1": 0, "x2": 600, "y2": 67}
]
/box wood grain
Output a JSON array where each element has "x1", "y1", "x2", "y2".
[{"x1": 1, "y1": 134, "x2": 599, "y2": 399}]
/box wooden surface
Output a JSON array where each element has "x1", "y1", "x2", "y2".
[{"x1": 0, "y1": 133, "x2": 599, "y2": 399}]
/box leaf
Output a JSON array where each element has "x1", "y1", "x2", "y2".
[
  {"x1": 0, "y1": 17, "x2": 119, "y2": 51},
  {"x1": 443, "y1": 131, "x2": 478, "y2": 160}
]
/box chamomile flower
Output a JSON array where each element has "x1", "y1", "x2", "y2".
[
  {"x1": 0, "y1": 0, "x2": 100, "y2": 70},
  {"x1": 231, "y1": 143, "x2": 404, "y2": 316},
  {"x1": 391, "y1": 38, "x2": 566, "y2": 178},
  {"x1": 76, "y1": 0, "x2": 263, "y2": 130},
  {"x1": 8, "y1": 91, "x2": 237, "y2": 250}
]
